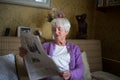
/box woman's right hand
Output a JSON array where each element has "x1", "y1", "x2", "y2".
[{"x1": 19, "y1": 47, "x2": 28, "y2": 57}]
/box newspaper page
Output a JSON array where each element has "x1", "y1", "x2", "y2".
[{"x1": 20, "y1": 32, "x2": 59, "y2": 80}]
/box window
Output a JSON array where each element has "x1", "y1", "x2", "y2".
[
  {"x1": 0, "y1": 0, "x2": 51, "y2": 9},
  {"x1": 35, "y1": 0, "x2": 47, "y2": 3}
]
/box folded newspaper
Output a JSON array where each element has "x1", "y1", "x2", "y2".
[{"x1": 20, "y1": 32, "x2": 59, "y2": 80}]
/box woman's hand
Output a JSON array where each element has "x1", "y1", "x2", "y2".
[
  {"x1": 59, "y1": 70, "x2": 71, "y2": 80},
  {"x1": 19, "y1": 47, "x2": 28, "y2": 57}
]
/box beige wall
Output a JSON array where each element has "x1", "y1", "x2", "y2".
[{"x1": 0, "y1": 0, "x2": 95, "y2": 39}]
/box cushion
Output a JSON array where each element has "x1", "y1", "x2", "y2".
[
  {"x1": 81, "y1": 51, "x2": 91, "y2": 80},
  {"x1": 91, "y1": 71, "x2": 120, "y2": 80},
  {"x1": 0, "y1": 53, "x2": 18, "y2": 80}
]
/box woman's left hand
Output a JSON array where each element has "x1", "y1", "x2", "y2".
[{"x1": 60, "y1": 70, "x2": 71, "y2": 80}]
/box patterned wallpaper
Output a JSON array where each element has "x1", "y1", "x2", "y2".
[{"x1": 0, "y1": 0, "x2": 95, "y2": 39}]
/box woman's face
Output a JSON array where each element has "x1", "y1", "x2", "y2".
[{"x1": 52, "y1": 24, "x2": 68, "y2": 41}]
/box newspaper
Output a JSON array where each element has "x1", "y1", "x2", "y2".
[{"x1": 20, "y1": 32, "x2": 59, "y2": 80}]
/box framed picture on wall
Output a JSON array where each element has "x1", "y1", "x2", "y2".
[
  {"x1": 0, "y1": 0, "x2": 51, "y2": 9},
  {"x1": 96, "y1": 0, "x2": 120, "y2": 7},
  {"x1": 17, "y1": 26, "x2": 31, "y2": 37}
]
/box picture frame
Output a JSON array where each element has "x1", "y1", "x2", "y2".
[
  {"x1": 17, "y1": 26, "x2": 31, "y2": 37},
  {"x1": 96, "y1": 0, "x2": 120, "y2": 7},
  {"x1": 0, "y1": 0, "x2": 51, "y2": 9}
]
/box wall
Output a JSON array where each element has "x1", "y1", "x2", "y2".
[
  {"x1": 94, "y1": 7, "x2": 120, "y2": 76},
  {"x1": 0, "y1": 0, "x2": 95, "y2": 39}
]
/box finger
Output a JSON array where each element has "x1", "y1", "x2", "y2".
[
  {"x1": 63, "y1": 72, "x2": 70, "y2": 80},
  {"x1": 64, "y1": 76, "x2": 69, "y2": 80}
]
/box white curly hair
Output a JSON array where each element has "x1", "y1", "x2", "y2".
[{"x1": 51, "y1": 18, "x2": 71, "y2": 33}]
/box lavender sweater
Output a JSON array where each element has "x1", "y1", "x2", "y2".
[{"x1": 42, "y1": 41, "x2": 84, "y2": 80}]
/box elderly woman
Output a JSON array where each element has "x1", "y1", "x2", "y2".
[{"x1": 20, "y1": 18, "x2": 84, "y2": 80}]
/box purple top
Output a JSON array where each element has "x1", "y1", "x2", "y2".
[{"x1": 42, "y1": 41, "x2": 84, "y2": 80}]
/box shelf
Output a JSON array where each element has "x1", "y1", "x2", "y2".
[
  {"x1": 96, "y1": 0, "x2": 120, "y2": 12},
  {"x1": 96, "y1": 5, "x2": 120, "y2": 12}
]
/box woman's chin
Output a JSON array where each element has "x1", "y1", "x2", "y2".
[{"x1": 55, "y1": 37, "x2": 61, "y2": 41}]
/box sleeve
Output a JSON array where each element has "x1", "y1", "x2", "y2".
[
  {"x1": 42, "y1": 43, "x2": 48, "y2": 54},
  {"x1": 42, "y1": 43, "x2": 46, "y2": 50},
  {"x1": 70, "y1": 46, "x2": 84, "y2": 80}
]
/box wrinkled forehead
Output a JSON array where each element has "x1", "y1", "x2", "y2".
[{"x1": 51, "y1": 25, "x2": 66, "y2": 31}]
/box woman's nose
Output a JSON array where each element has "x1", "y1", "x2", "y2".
[{"x1": 55, "y1": 28, "x2": 59, "y2": 35}]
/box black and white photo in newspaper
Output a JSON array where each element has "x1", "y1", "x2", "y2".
[{"x1": 20, "y1": 32, "x2": 59, "y2": 80}]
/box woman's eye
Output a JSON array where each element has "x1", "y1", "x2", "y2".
[
  {"x1": 58, "y1": 28, "x2": 61, "y2": 31},
  {"x1": 58, "y1": 28, "x2": 62, "y2": 31}
]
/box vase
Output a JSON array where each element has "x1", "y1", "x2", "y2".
[{"x1": 76, "y1": 14, "x2": 87, "y2": 39}]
